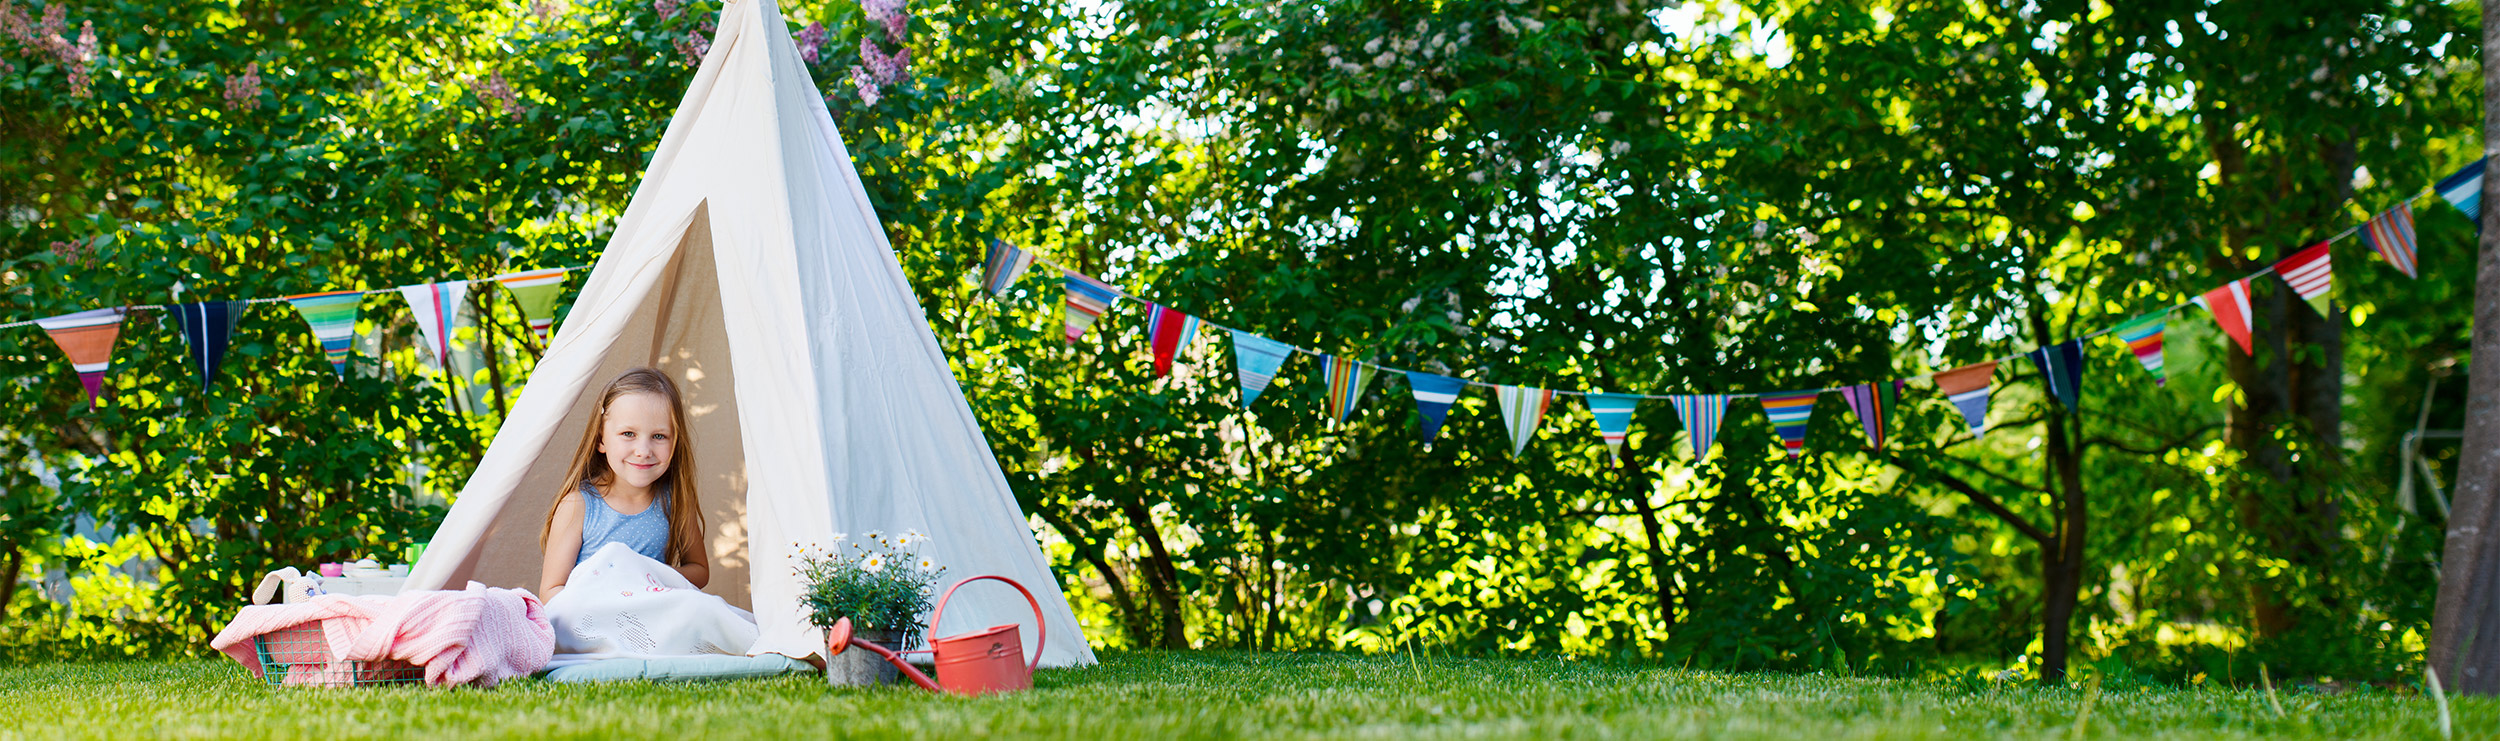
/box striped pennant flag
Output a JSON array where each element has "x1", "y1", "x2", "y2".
[
  {"x1": 1320, "y1": 355, "x2": 1377, "y2": 423},
  {"x1": 1406, "y1": 371, "x2": 1468, "y2": 444},
  {"x1": 2437, "y1": 157, "x2": 2487, "y2": 222},
  {"x1": 982, "y1": 238, "x2": 1040, "y2": 298},
  {"x1": 1144, "y1": 304, "x2": 1203, "y2": 377},
  {"x1": 2027, "y1": 339, "x2": 2085, "y2": 411},
  {"x1": 2272, "y1": 241, "x2": 2333, "y2": 316},
  {"x1": 1585, "y1": 393, "x2": 1641, "y2": 462},
  {"x1": 1757, "y1": 390, "x2": 1819, "y2": 458},
  {"x1": 1230, "y1": 330, "x2": 1293, "y2": 408},
  {"x1": 1666, "y1": 394, "x2": 1730, "y2": 461},
  {"x1": 172, "y1": 301, "x2": 245, "y2": 390},
  {"x1": 2111, "y1": 314, "x2": 2166, "y2": 386},
  {"x1": 490, "y1": 268, "x2": 569, "y2": 343},
  {"x1": 1932, "y1": 361, "x2": 1998, "y2": 435},
  {"x1": 1839, "y1": 381, "x2": 1900, "y2": 452},
  {"x1": 286, "y1": 290, "x2": 365, "y2": 378},
  {"x1": 399, "y1": 281, "x2": 471, "y2": 370},
  {"x1": 2361, "y1": 202, "x2": 2418, "y2": 279},
  {"x1": 1062, "y1": 270, "x2": 1122, "y2": 345},
  {"x1": 1494, "y1": 385, "x2": 1555, "y2": 457},
  {"x1": 2194, "y1": 278, "x2": 2257, "y2": 355},
  {"x1": 35, "y1": 307, "x2": 126, "y2": 405}
]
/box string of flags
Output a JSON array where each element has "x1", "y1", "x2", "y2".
[
  {"x1": 5, "y1": 267, "x2": 578, "y2": 406},
  {"x1": 976, "y1": 157, "x2": 2480, "y2": 463}
]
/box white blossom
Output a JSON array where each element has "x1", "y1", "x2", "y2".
[
  {"x1": 1467, "y1": 170, "x2": 1487, "y2": 183},
  {"x1": 1398, "y1": 80, "x2": 1415, "y2": 93},
  {"x1": 1608, "y1": 141, "x2": 1630, "y2": 156},
  {"x1": 1750, "y1": 220, "x2": 1771, "y2": 238},
  {"x1": 1593, "y1": 110, "x2": 1614, "y2": 124},
  {"x1": 1365, "y1": 37, "x2": 1383, "y2": 54}
]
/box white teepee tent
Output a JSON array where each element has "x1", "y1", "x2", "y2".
[{"x1": 403, "y1": 0, "x2": 1095, "y2": 667}]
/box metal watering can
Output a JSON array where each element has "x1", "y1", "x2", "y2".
[{"x1": 825, "y1": 575, "x2": 1045, "y2": 695}]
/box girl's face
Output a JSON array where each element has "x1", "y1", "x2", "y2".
[{"x1": 598, "y1": 392, "x2": 675, "y2": 490}]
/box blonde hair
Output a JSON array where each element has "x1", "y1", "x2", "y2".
[{"x1": 540, "y1": 367, "x2": 707, "y2": 567}]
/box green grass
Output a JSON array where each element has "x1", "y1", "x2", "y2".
[{"x1": 1, "y1": 651, "x2": 2488, "y2": 739}]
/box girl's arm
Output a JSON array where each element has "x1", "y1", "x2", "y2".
[
  {"x1": 539, "y1": 490, "x2": 587, "y2": 600},
  {"x1": 677, "y1": 546, "x2": 709, "y2": 589}
]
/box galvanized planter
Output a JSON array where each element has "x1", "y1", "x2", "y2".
[{"x1": 825, "y1": 627, "x2": 903, "y2": 686}]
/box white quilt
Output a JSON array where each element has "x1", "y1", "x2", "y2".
[{"x1": 545, "y1": 542, "x2": 760, "y2": 669}]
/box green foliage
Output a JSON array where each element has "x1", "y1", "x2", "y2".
[
  {"x1": 0, "y1": 0, "x2": 2481, "y2": 685},
  {"x1": 795, "y1": 530, "x2": 943, "y2": 647}
]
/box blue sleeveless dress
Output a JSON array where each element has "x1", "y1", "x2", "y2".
[{"x1": 576, "y1": 481, "x2": 671, "y2": 565}]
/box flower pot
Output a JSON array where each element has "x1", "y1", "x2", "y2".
[{"x1": 826, "y1": 627, "x2": 904, "y2": 686}]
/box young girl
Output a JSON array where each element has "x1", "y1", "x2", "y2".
[{"x1": 539, "y1": 367, "x2": 709, "y2": 599}]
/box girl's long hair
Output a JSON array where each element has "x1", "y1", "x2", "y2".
[{"x1": 539, "y1": 367, "x2": 707, "y2": 567}]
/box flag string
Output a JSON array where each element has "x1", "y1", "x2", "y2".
[{"x1": 0, "y1": 266, "x2": 587, "y2": 331}]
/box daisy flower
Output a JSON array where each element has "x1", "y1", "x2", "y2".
[
  {"x1": 917, "y1": 557, "x2": 935, "y2": 571},
  {"x1": 863, "y1": 555, "x2": 886, "y2": 572}
]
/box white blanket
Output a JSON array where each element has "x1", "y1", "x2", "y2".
[{"x1": 545, "y1": 542, "x2": 759, "y2": 669}]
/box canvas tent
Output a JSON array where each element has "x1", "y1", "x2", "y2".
[{"x1": 403, "y1": 0, "x2": 1095, "y2": 667}]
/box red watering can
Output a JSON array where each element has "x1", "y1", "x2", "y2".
[{"x1": 825, "y1": 575, "x2": 1045, "y2": 695}]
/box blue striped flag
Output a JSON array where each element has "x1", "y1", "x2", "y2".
[
  {"x1": 1062, "y1": 271, "x2": 1122, "y2": 344},
  {"x1": 1230, "y1": 330, "x2": 1293, "y2": 408},
  {"x1": 2438, "y1": 157, "x2": 2487, "y2": 223},
  {"x1": 172, "y1": 301, "x2": 246, "y2": 390},
  {"x1": 2027, "y1": 339, "x2": 2085, "y2": 411},
  {"x1": 1586, "y1": 393, "x2": 1641, "y2": 462},
  {"x1": 1667, "y1": 394, "x2": 1730, "y2": 461},
  {"x1": 1933, "y1": 362, "x2": 1998, "y2": 434},
  {"x1": 1406, "y1": 371, "x2": 1467, "y2": 443}
]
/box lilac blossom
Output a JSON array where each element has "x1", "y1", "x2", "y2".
[
  {"x1": 862, "y1": 0, "x2": 907, "y2": 43},
  {"x1": 653, "y1": 0, "x2": 681, "y2": 21},
  {"x1": 676, "y1": 28, "x2": 710, "y2": 65},
  {"x1": 795, "y1": 21, "x2": 826, "y2": 65},
  {"x1": 533, "y1": 0, "x2": 561, "y2": 20},
  {"x1": 222, "y1": 62, "x2": 261, "y2": 111},
  {"x1": 849, "y1": 65, "x2": 881, "y2": 106},
  {"x1": 860, "y1": 37, "x2": 907, "y2": 85},
  {"x1": 62, "y1": 20, "x2": 93, "y2": 97}
]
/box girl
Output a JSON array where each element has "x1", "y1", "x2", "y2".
[{"x1": 539, "y1": 367, "x2": 709, "y2": 599}]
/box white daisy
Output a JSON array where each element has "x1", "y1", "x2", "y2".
[
  {"x1": 917, "y1": 557, "x2": 935, "y2": 571},
  {"x1": 863, "y1": 555, "x2": 886, "y2": 572}
]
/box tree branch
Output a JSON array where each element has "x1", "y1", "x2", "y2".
[{"x1": 1884, "y1": 452, "x2": 2054, "y2": 546}]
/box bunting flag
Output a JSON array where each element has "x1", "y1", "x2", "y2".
[
  {"x1": 1932, "y1": 361, "x2": 1998, "y2": 435},
  {"x1": 398, "y1": 281, "x2": 471, "y2": 370},
  {"x1": 286, "y1": 290, "x2": 365, "y2": 378},
  {"x1": 2437, "y1": 157, "x2": 2487, "y2": 222},
  {"x1": 1230, "y1": 330, "x2": 1293, "y2": 408},
  {"x1": 2027, "y1": 339, "x2": 2085, "y2": 412},
  {"x1": 1062, "y1": 271, "x2": 1122, "y2": 345},
  {"x1": 2273, "y1": 241, "x2": 2334, "y2": 316},
  {"x1": 1494, "y1": 385, "x2": 1555, "y2": 456},
  {"x1": 490, "y1": 268, "x2": 569, "y2": 343},
  {"x1": 1839, "y1": 381, "x2": 1900, "y2": 452},
  {"x1": 2112, "y1": 314, "x2": 2167, "y2": 386},
  {"x1": 1320, "y1": 355, "x2": 1377, "y2": 423},
  {"x1": 2194, "y1": 278, "x2": 2257, "y2": 355},
  {"x1": 1666, "y1": 394, "x2": 1730, "y2": 461},
  {"x1": 172, "y1": 301, "x2": 245, "y2": 390},
  {"x1": 2361, "y1": 202, "x2": 2419, "y2": 279},
  {"x1": 981, "y1": 238, "x2": 1040, "y2": 298},
  {"x1": 1585, "y1": 393, "x2": 1641, "y2": 462},
  {"x1": 35, "y1": 307, "x2": 125, "y2": 405},
  {"x1": 1406, "y1": 371, "x2": 1468, "y2": 444},
  {"x1": 1757, "y1": 390, "x2": 1819, "y2": 458},
  {"x1": 1144, "y1": 304, "x2": 1204, "y2": 377}
]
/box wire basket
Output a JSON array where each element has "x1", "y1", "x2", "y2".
[{"x1": 250, "y1": 621, "x2": 425, "y2": 687}]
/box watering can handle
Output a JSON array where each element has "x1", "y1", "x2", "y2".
[{"x1": 929, "y1": 574, "x2": 1046, "y2": 672}]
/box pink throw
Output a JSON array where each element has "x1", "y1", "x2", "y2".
[{"x1": 211, "y1": 582, "x2": 553, "y2": 687}]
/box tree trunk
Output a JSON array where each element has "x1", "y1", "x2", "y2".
[
  {"x1": 1118, "y1": 497, "x2": 1190, "y2": 649},
  {"x1": 0, "y1": 545, "x2": 19, "y2": 618},
  {"x1": 1620, "y1": 447, "x2": 1677, "y2": 630},
  {"x1": 2038, "y1": 395, "x2": 2088, "y2": 684},
  {"x1": 2428, "y1": 0, "x2": 2500, "y2": 694}
]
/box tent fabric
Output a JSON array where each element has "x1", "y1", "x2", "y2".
[{"x1": 405, "y1": 0, "x2": 1095, "y2": 668}]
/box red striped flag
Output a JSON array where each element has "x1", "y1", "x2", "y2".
[
  {"x1": 2196, "y1": 278, "x2": 2256, "y2": 355},
  {"x1": 2273, "y1": 241, "x2": 2333, "y2": 315}
]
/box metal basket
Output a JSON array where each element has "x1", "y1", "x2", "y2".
[{"x1": 249, "y1": 621, "x2": 425, "y2": 687}]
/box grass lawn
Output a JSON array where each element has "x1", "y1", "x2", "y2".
[{"x1": 1, "y1": 651, "x2": 2488, "y2": 739}]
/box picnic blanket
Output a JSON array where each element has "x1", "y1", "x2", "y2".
[{"x1": 545, "y1": 541, "x2": 761, "y2": 669}]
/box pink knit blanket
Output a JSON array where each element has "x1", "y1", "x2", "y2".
[{"x1": 211, "y1": 582, "x2": 553, "y2": 687}]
